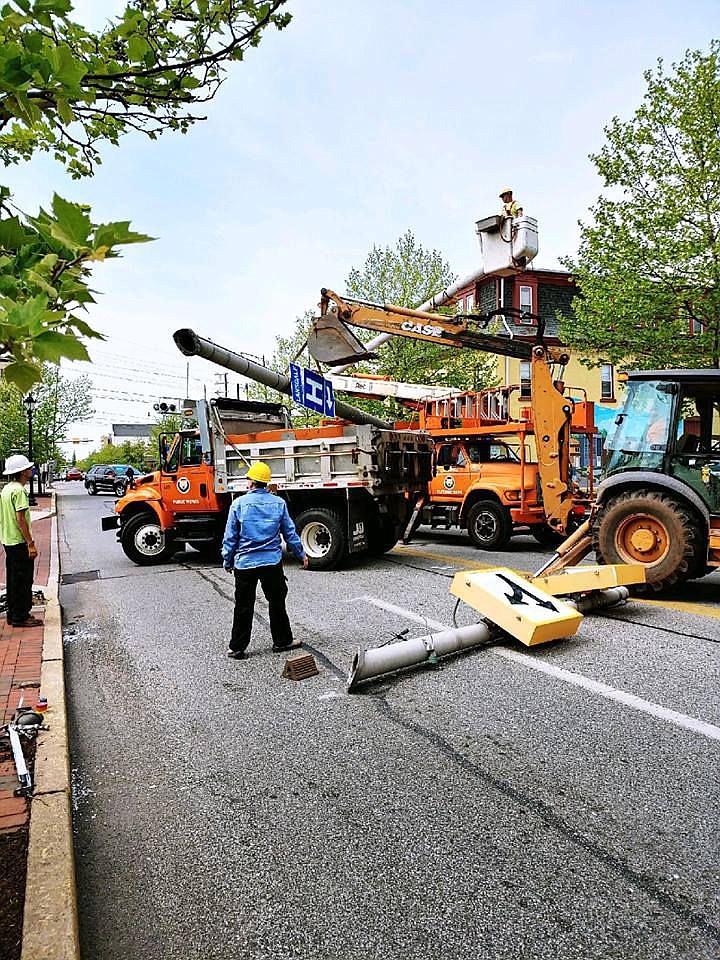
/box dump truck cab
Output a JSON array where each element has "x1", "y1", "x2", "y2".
[
  {"x1": 577, "y1": 369, "x2": 720, "y2": 589},
  {"x1": 427, "y1": 435, "x2": 544, "y2": 548}
]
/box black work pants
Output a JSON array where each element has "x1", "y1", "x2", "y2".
[
  {"x1": 231, "y1": 562, "x2": 293, "y2": 653},
  {"x1": 3, "y1": 542, "x2": 34, "y2": 625}
]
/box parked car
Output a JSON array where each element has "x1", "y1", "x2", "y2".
[
  {"x1": 66, "y1": 467, "x2": 84, "y2": 481},
  {"x1": 85, "y1": 464, "x2": 140, "y2": 497}
]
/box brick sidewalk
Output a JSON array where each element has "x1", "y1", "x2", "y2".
[{"x1": 1, "y1": 496, "x2": 53, "y2": 833}]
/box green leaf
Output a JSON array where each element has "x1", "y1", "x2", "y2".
[
  {"x1": 127, "y1": 35, "x2": 151, "y2": 63},
  {"x1": 51, "y1": 194, "x2": 92, "y2": 245},
  {"x1": 2, "y1": 359, "x2": 42, "y2": 392},
  {"x1": 32, "y1": 329, "x2": 90, "y2": 362}
]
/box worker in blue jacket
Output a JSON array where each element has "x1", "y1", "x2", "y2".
[{"x1": 222, "y1": 461, "x2": 307, "y2": 660}]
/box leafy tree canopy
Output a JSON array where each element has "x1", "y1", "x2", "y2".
[
  {"x1": 0, "y1": 0, "x2": 291, "y2": 388},
  {"x1": 0, "y1": 188, "x2": 151, "y2": 389},
  {"x1": 0, "y1": 0, "x2": 292, "y2": 177},
  {"x1": 345, "y1": 229, "x2": 496, "y2": 418},
  {"x1": 563, "y1": 42, "x2": 720, "y2": 369},
  {"x1": 0, "y1": 360, "x2": 92, "y2": 462}
]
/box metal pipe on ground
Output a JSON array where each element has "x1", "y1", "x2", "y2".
[
  {"x1": 173, "y1": 328, "x2": 393, "y2": 430},
  {"x1": 330, "y1": 266, "x2": 487, "y2": 373},
  {"x1": 346, "y1": 586, "x2": 630, "y2": 691}
]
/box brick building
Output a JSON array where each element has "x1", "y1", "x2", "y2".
[{"x1": 453, "y1": 267, "x2": 622, "y2": 467}]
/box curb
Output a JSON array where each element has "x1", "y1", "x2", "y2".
[{"x1": 21, "y1": 493, "x2": 81, "y2": 960}]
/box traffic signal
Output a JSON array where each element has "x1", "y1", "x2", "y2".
[{"x1": 153, "y1": 402, "x2": 177, "y2": 414}]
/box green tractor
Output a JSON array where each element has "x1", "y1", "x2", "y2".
[{"x1": 541, "y1": 369, "x2": 720, "y2": 591}]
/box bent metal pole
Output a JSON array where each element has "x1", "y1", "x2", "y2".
[
  {"x1": 173, "y1": 328, "x2": 393, "y2": 430},
  {"x1": 346, "y1": 587, "x2": 630, "y2": 692}
]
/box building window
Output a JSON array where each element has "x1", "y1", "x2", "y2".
[
  {"x1": 519, "y1": 285, "x2": 533, "y2": 322},
  {"x1": 465, "y1": 292, "x2": 474, "y2": 312},
  {"x1": 456, "y1": 296, "x2": 465, "y2": 314},
  {"x1": 519, "y1": 361, "x2": 531, "y2": 398},
  {"x1": 600, "y1": 363, "x2": 614, "y2": 400}
]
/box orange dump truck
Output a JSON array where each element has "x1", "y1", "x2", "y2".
[{"x1": 102, "y1": 396, "x2": 432, "y2": 569}]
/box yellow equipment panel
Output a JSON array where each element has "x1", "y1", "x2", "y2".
[
  {"x1": 529, "y1": 563, "x2": 646, "y2": 597},
  {"x1": 450, "y1": 567, "x2": 583, "y2": 647}
]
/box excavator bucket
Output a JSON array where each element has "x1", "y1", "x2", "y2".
[{"x1": 308, "y1": 312, "x2": 377, "y2": 366}]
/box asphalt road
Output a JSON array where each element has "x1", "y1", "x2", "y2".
[{"x1": 58, "y1": 484, "x2": 720, "y2": 960}]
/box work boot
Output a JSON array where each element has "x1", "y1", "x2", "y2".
[
  {"x1": 272, "y1": 641, "x2": 301, "y2": 653},
  {"x1": 227, "y1": 649, "x2": 247, "y2": 660}
]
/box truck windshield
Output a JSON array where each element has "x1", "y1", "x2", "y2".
[{"x1": 604, "y1": 380, "x2": 675, "y2": 473}]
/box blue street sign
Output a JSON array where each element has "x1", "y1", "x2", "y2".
[
  {"x1": 324, "y1": 380, "x2": 335, "y2": 417},
  {"x1": 288, "y1": 364, "x2": 336, "y2": 417},
  {"x1": 303, "y1": 368, "x2": 326, "y2": 413},
  {"x1": 289, "y1": 363, "x2": 303, "y2": 405}
]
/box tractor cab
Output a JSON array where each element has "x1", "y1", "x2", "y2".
[{"x1": 604, "y1": 370, "x2": 720, "y2": 516}]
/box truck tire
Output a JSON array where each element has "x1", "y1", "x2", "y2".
[
  {"x1": 367, "y1": 517, "x2": 399, "y2": 556},
  {"x1": 467, "y1": 500, "x2": 512, "y2": 550},
  {"x1": 593, "y1": 491, "x2": 703, "y2": 592},
  {"x1": 189, "y1": 538, "x2": 223, "y2": 562},
  {"x1": 531, "y1": 524, "x2": 565, "y2": 547},
  {"x1": 120, "y1": 513, "x2": 176, "y2": 566},
  {"x1": 295, "y1": 508, "x2": 346, "y2": 570}
]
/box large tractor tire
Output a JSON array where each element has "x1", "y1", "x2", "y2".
[
  {"x1": 467, "y1": 500, "x2": 512, "y2": 550},
  {"x1": 295, "y1": 508, "x2": 346, "y2": 570},
  {"x1": 120, "y1": 513, "x2": 177, "y2": 566},
  {"x1": 593, "y1": 491, "x2": 704, "y2": 592}
]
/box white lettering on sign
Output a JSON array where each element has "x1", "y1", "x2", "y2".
[
  {"x1": 305, "y1": 375, "x2": 324, "y2": 408},
  {"x1": 401, "y1": 320, "x2": 444, "y2": 338}
]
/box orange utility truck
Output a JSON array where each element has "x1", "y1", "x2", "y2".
[{"x1": 102, "y1": 340, "x2": 432, "y2": 570}]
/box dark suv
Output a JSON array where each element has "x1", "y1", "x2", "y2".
[{"x1": 85, "y1": 464, "x2": 140, "y2": 497}]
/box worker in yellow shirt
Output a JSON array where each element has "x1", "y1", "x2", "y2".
[
  {"x1": 1, "y1": 455, "x2": 41, "y2": 628},
  {"x1": 499, "y1": 188, "x2": 523, "y2": 219}
]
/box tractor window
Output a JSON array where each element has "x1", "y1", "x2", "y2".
[
  {"x1": 489, "y1": 442, "x2": 519, "y2": 462},
  {"x1": 604, "y1": 380, "x2": 676, "y2": 473},
  {"x1": 161, "y1": 434, "x2": 180, "y2": 473}
]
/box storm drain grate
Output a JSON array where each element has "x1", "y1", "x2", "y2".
[
  {"x1": 61, "y1": 570, "x2": 100, "y2": 584},
  {"x1": 282, "y1": 652, "x2": 319, "y2": 681}
]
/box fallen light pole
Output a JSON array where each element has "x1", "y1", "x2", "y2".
[
  {"x1": 347, "y1": 622, "x2": 496, "y2": 692},
  {"x1": 346, "y1": 567, "x2": 638, "y2": 692}
]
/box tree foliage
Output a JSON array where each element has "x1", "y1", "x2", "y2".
[
  {"x1": 0, "y1": 0, "x2": 292, "y2": 177},
  {"x1": 0, "y1": 361, "x2": 92, "y2": 462},
  {"x1": 0, "y1": 188, "x2": 151, "y2": 389},
  {"x1": 563, "y1": 42, "x2": 720, "y2": 368},
  {"x1": 0, "y1": 0, "x2": 291, "y2": 387},
  {"x1": 345, "y1": 230, "x2": 496, "y2": 417}
]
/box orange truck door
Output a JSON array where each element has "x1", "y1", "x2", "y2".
[
  {"x1": 160, "y1": 434, "x2": 216, "y2": 514},
  {"x1": 430, "y1": 442, "x2": 472, "y2": 502}
]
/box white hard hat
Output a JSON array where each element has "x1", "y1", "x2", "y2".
[
  {"x1": 3, "y1": 454, "x2": 34, "y2": 475},
  {"x1": 499, "y1": 187, "x2": 513, "y2": 197}
]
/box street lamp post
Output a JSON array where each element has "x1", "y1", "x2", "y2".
[{"x1": 23, "y1": 393, "x2": 37, "y2": 506}]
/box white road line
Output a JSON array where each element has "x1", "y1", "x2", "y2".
[{"x1": 355, "y1": 595, "x2": 720, "y2": 743}]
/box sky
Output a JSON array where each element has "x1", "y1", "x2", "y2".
[{"x1": 7, "y1": 0, "x2": 719, "y2": 457}]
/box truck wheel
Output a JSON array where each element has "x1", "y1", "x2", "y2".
[
  {"x1": 531, "y1": 524, "x2": 565, "y2": 547},
  {"x1": 295, "y1": 508, "x2": 346, "y2": 570},
  {"x1": 593, "y1": 491, "x2": 702, "y2": 592},
  {"x1": 467, "y1": 500, "x2": 512, "y2": 550},
  {"x1": 367, "y1": 517, "x2": 399, "y2": 556},
  {"x1": 120, "y1": 513, "x2": 176, "y2": 566}
]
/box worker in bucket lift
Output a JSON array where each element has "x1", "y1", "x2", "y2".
[
  {"x1": 222, "y1": 461, "x2": 308, "y2": 661},
  {"x1": 499, "y1": 188, "x2": 523, "y2": 219}
]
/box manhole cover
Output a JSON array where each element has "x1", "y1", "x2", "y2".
[{"x1": 61, "y1": 570, "x2": 100, "y2": 584}]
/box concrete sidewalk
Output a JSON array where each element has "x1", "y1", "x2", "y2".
[{"x1": 0, "y1": 491, "x2": 79, "y2": 960}]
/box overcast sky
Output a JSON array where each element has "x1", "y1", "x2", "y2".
[{"x1": 9, "y1": 0, "x2": 718, "y2": 455}]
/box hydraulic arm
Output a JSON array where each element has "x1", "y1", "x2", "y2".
[{"x1": 308, "y1": 288, "x2": 576, "y2": 534}]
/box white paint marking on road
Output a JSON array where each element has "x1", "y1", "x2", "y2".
[
  {"x1": 356, "y1": 596, "x2": 720, "y2": 743},
  {"x1": 318, "y1": 691, "x2": 341, "y2": 701},
  {"x1": 351, "y1": 596, "x2": 447, "y2": 632}
]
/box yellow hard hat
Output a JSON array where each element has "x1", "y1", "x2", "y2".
[
  {"x1": 499, "y1": 187, "x2": 513, "y2": 197},
  {"x1": 246, "y1": 461, "x2": 272, "y2": 484}
]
